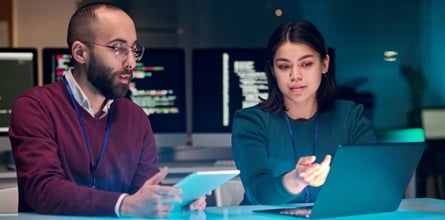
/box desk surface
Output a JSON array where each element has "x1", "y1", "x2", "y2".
[{"x1": 0, "y1": 198, "x2": 444, "y2": 219}]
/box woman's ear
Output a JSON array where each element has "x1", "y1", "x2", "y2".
[{"x1": 322, "y1": 54, "x2": 330, "y2": 74}]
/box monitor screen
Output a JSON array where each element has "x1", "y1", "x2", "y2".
[
  {"x1": 191, "y1": 48, "x2": 267, "y2": 147},
  {"x1": 129, "y1": 48, "x2": 187, "y2": 147},
  {"x1": 0, "y1": 48, "x2": 38, "y2": 133},
  {"x1": 42, "y1": 48, "x2": 188, "y2": 147},
  {"x1": 42, "y1": 48, "x2": 72, "y2": 84},
  {"x1": 191, "y1": 48, "x2": 335, "y2": 147}
]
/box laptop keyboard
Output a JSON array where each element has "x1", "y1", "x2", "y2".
[
  {"x1": 255, "y1": 206, "x2": 313, "y2": 218},
  {"x1": 278, "y1": 207, "x2": 312, "y2": 218}
]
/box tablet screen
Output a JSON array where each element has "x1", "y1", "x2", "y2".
[{"x1": 174, "y1": 169, "x2": 240, "y2": 209}]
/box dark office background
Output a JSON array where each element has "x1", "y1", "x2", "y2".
[
  {"x1": 84, "y1": 0, "x2": 445, "y2": 132},
  {"x1": 1, "y1": 0, "x2": 444, "y2": 199},
  {"x1": 2, "y1": 0, "x2": 445, "y2": 135}
]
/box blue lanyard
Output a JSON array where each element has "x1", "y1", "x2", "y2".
[
  {"x1": 63, "y1": 76, "x2": 114, "y2": 188},
  {"x1": 284, "y1": 112, "x2": 319, "y2": 203}
]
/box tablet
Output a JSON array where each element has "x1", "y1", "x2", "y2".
[{"x1": 174, "y1": 169, "x2": 240, "y2": 209}]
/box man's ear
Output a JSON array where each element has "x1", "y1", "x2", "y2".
[{"x1": 71, "y1": 41, "x2": 87, "y2": 64}]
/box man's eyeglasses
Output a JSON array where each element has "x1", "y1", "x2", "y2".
[{"x1": 83, "y1": 41, "x2": 145, "y2": 62}]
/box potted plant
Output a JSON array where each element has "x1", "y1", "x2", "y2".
[{"x1": 400, "y1": 64, "x2": 426, "y2": 127}]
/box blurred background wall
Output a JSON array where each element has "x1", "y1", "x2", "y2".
[{"x1": 8, "y1": 0, "x2": 445, "y2": 131}]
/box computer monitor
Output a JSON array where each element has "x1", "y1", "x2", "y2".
[
  {"x1": 42, "y1": 48, "x2": 72, "y2": 84},
  {"x1": 191, "y1": 48, "x2": 335, "y2": 147},
  {"x1": 0, "y1": 48, "x2": 38, "y2": 134},
  {"x1": 191, "y1": 48, "x2": 267, "y2": 147},
  {"x1": 42, "y1": 47, "x2": 188, "y2": 147},
  {"x1": 129, "y1": 48, "x2": 187, "y2": 147}
]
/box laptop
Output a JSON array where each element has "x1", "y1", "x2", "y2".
[{"x1": 254, "y1": 142, "x2": 426, "y2": 219}]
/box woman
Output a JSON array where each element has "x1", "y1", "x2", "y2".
[{"x1": 231, "y1": 20, "x2": 376, "y2": 205}]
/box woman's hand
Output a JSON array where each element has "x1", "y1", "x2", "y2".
[
  {"x1": 186, "y1": 196, "x2": 207, "y2": 212},
  {"x1": 284, "y1": 155, "x2": 331, "y2": 194}
]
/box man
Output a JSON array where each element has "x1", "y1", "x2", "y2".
[{"x1": 9, "y1": 2, "x2": 205, "y2": 218}]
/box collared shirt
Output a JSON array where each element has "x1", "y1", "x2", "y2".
[
  {"x1": 65, "y1": 70, "x2": 125, "y2": 216},
  {"x1": 64, "y1": 70, "x2": 114, "y2": 118}
]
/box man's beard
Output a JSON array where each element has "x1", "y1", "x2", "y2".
[{"x1": 87, "y1": 54, "x2": 132, "y2": 99}]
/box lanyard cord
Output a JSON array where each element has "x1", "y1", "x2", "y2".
[
  {"x1": 284, "y1": 112, "x2": 320, "y2": 203},
  {"x1": 63, "y1": 76, "x2": 114, "y2": 188}
]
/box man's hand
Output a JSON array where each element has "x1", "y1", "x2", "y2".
[{"x1": 120, "y1": 167, "x2": 182, "y2": 218}]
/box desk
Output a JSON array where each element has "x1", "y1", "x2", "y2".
[{"x1": 1, "y1": 198, "x2": 444, "y2": 219}]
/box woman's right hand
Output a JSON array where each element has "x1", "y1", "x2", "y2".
[{"x1": 284, "y1": 155, "x2": 331, "y2": 194}]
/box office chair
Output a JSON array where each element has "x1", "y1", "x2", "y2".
[
  {"x1": 214, "y1": 178, "x2": 244, "y2": 207},
  {"x1": 419, "y1": 108, "x2": 445, "y2": 199},
  {"x1": 0, "y1": 186, "x2": 18, "y2": 213}
]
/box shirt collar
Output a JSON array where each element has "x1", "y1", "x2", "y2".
[{"x1": 65, "y1": 70, "x2": 114, "y2": 118}]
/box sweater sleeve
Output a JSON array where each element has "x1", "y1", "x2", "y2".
[
  {"x1": 231, "y1": 108, "x2": 302, "y2": 205},
  {"x1": 9, "y1": 94, "x2": 121, "y2": 216}
]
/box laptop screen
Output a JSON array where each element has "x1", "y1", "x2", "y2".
[{"x1": 254, "y1": 142, "x2": 426, "y2": 219}]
